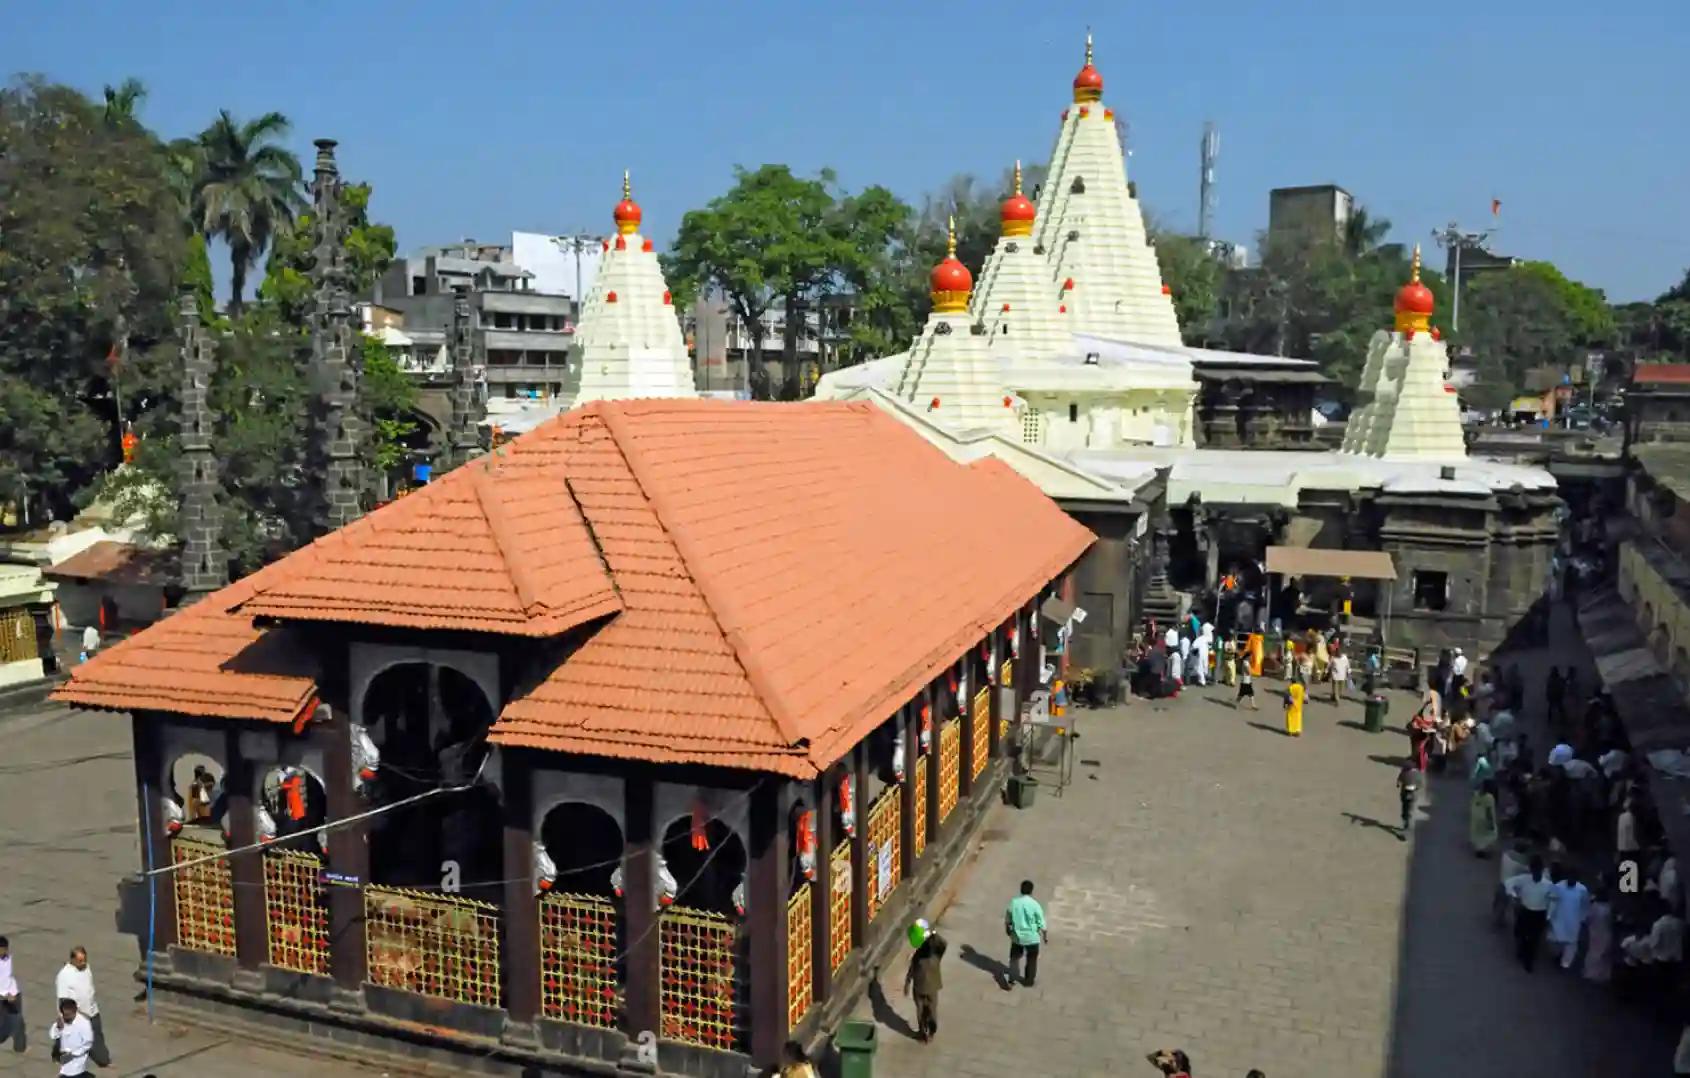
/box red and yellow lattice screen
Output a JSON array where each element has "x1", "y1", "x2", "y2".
[
  {"x1": 970, "y1": 686, "x2": 991, "y2": 781},
  {"x1": 172, "y1": 834, "x2": 235, "y2": 956},
  {"x1": 786, "y1": 884, "x2": 813, "y2": 1029},
  {"x1": 938, "y1": 719, "x2": 961, "y2": 823},
  {"x1": 262, "y1": 848, "x2": 328, "y2": 975},
  {"x1": 865, "y1": 787, "x2": 902, "y2": 921},
  {"x1": 659, "y1": 905, "x2": 740, "y2": 1051},
  {"x1": 1001, "y1": 661, "x2": 1015, "y2": 738},
  {"x1": 828, "y1": 839, "x2": 852, "y2": 973},
  {"x1": 365, "y1": 887, "x2": 501, "y2": 1006},
  {"x1": 540, "y1": 892, "x2": 619, "y2": 1028},
  {"x1": 912, "y1": 755, "x2": 928, "y2": 858}
]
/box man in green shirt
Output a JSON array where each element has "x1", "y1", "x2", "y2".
[{"x1": 1004, "y1": 879, "x2": 1048, "y2": 988}]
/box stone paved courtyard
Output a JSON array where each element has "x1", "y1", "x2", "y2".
[
  {"x1": 1, "y1": 605, "x2": 1679, "y2": 1077},
  {"x1": 850, "y1": 612, "x2": 1679, "y2": 1076}
]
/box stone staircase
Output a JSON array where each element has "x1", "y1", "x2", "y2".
[{"x1": 1142, "y1": 571, "x2": 1183, "y2": 625}]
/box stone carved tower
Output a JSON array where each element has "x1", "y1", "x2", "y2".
[
  {"x1": 305, "y1": 138, "x2": 368, "y2": 533},
  {"x1": 446, "y1": 288, "x2": 485, "y2": 467},
  {"x1": 176, "y1": 293, "x2": 227, "y2": 601}
]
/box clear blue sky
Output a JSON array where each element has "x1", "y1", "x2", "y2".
[{"x1": 8, "y1": 1, "x2": 1687, "y2": 302}]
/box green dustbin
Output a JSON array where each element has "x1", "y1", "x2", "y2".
[
  {"x1": 836, "y1": 1017, "x2": 878, "y2": 1078},
  {"x1": 1009, "y1": 773, "x2": 1039, "y2": 809},
  {"x1": 1364, "y1": 693, "x2": 1389, "y2": 733}
]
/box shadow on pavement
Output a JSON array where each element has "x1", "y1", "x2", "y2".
[
  {"x1": 866, "y1": 979, "x2": 922, "y2": 1042},
  {"x1": 1367, "y1": 753, "x2": 1410, "y2": 769},
  {"x1": 1245, "y1": 721, "x2": 1290, "y2": 737},
  {"x1": 958, "y1": 942, "x2": 1012, "y2": 991},
  {"x1": 1342, "y1": 811, "x2": 1407, "y2": 841}
]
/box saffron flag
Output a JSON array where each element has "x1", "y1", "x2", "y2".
[{"x1": 1491, "y1": 198, "x2": 1501, "y2": 216}]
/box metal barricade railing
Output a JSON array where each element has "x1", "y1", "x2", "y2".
[
  {"x1": 659, "y1": 904, "x2": 740, "y2": 1052},
  {"x1": 365, "y1": 886, "x2": 501, "y2": 1006},
  {"x1": 262, "y1": 847, "x2": 329, "y2": 975},
  {"x1": 172, "y1": 833, "x2": 235, "y2": 957},
  {"x1": 938, "y1": 719, "x2": 961, "y2": 822},
  {"x1": 539, "y1": 891, "x2": 619, "y2": 1029},
  {"x1": 828, "y1": 839, "x2": 851, "y2": 973},
  {"x1": 970, "y1": 686, "x2": 991, "y2": 780},
  {"x1": 786, "y1": 884, "x2": 813, "y2": 1029},
  {"x1": 864, "y1": 786, "x2": 901, "y2": 921}
]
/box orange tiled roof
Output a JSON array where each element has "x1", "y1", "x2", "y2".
[
  {"x1": 52, "y1": 559, "x2": 319, "y2": 723},
  {"x1": 56, "y1": 400, "x2": 1093, "y2": 776}
]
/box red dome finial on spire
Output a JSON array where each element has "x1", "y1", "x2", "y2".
[
  {"x1": 1072, "y1": 31, "x2": 1103, "y2": 103},
  {"x1": 1394, "y1": 244, "x2": 1435, "y2": 333},
  {"x1": 929, "y1": 215, "x2": 972, "y2": 313},
  {"x1": 613, "y1": 170, "x2": 642, "y2": 235},
  {"x1": 1001, "y1": 160, "x2": 1036, "y2": 237}
]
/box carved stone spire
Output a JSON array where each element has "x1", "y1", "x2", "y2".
[
  {"x1": 305, "y1": 138, "x2": 368, "y2": 533},
  {"x1": 446, "y1": 288, "x2": 486, "y2": 467},
  {"x1": 176, "y1": 292, "x2": 227, "y2": 601}
]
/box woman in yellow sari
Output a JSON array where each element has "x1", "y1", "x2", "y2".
[{"x1": 1284, "y1": 677, "x2": 1307, "y2": 737}]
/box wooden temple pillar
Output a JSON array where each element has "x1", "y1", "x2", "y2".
[
  {"x1": 898, "y1": 702, "x2": 919, "y2": 879},
  {"x1": 924, "y1": 679, "x2": 944, "y2": 843},
  {"x1": 500, "y1": 749, "x2": 540, "y2": 1031},
  {"x1": 809, "y1": 774, "x2": 834, "y2": 1004},
  {"x1": 621, "y1": 770, "x2": 661, "y2": 1042},
  {"x1": 746, "y1": 778, "x2": 790, "y2": 1068},
  {"x1": 223, "y1": 725, "x2": 269, "y2": 980},
  {"x1": 957, "y1": 657, "x2": 975, "y2": 802},
  {"x1": 131, "y1": 715, "x2": 177, "y2": 952},
  {"x1": 848, "y1": 744, "x2": 869, "y2": 959},
  {"x1": 988, "y1": 625, "x2": 1004, "y2": 761},
  {"x1": 322, "y1": 702, "x2": 370, "y2": 1002}
]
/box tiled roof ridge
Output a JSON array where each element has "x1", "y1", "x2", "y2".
[
  {"x1": 470, "y1": 458, "x2": 554, "y2": 619},
  {"x1": 590, "y1": 401, "x2": 803, "y2": 749}
]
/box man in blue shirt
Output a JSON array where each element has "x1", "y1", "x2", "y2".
[{"x1": 1004, "y1": 879, "x2": 1048, "y2": 988}]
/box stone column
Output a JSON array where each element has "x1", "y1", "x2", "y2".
[
  {"x1": 500, "y1": 750, "x2": 539, "y2": 1034},
  {"x1": 746, "y1": 780, "x2": 789, "y2": 1068},
  {"x1": 177, "y1": 293, "x2": 227, "y2": 602},
  {"x1": 958, "y1": 659, "x2": 975, "y2": 802},
  {"x1": 621, "y1": 771, "x2": 661, "y2": 1044},
  {"x1": 131, "y1": 715, "x2": 177, "y2": 953},
  {"x1": 848, "y1": 750, "x2": 869, "y2": 957},
  {"x1": 322, "y1": 703, "x2": 369, "y2": 1003},
  {"x1": 899, "y1": 703, "x2": 918, "y2": 879},
  {"x1": 809, "y1": 775, "x2": 834, "y2": 1005},
  {"x1": 223, "y1": 726, "x2": 268, "y2": 984}
]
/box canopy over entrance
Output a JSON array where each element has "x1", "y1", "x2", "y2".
[{"x1": 1265, "y1": 546, "x2": 1397, "y2": 581}]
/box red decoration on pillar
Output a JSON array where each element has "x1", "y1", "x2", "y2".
[
  {"x1": 690, "y1": 803, "x2": 710, "y2": 851},
  {"x1": 1003, "y1": 396, "x2": 1013, "y2": 408},
  {"x1": 607, "y1": 291, "x2": 618, "y2": 303},
  {"x1": 1059, "y1": 305, "x2": 1067, "y2": 314},
  {"x1": 1431, "y1": 327, "x2": 1443, "y2": 341},
  {"x1": 1061, "y1": 109, "x2": 1069, "y2": 121},
  {"x1": 1062, "y1": 278, "x2": 1074, "y2": 291},
  {"x1": 929, "y1": 397, "x2": 941, "y2": 410},
  {"x1": 1405, "y1": 328, "x2": 1416, "y2": 340},
  {"x1": 1105, "y1": 108, "x2": 1114, "y2": 120},
  {"x1": 614, "y1": 235, "x2": 627, "y2": 251},
  {"x1": 1161, "y1": 284, "x2": 1172, "y2": 295},
  {"x1": 601, "y1": 239, "x2": 610, "y2": 253},
  {"x1": 642, "y1": 238, "x2": 654, "y2": 252},
  {"x1": 795, "y1": 809, "x2": 817, "y2": 880},
  {"x1": 1079, "y1": 106, "x2": 1090, "y2": 117},
  {"x1": 1001, "y1": 302, "x2": 1011, "y2": 312}
]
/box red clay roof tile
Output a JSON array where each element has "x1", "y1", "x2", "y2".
[{"x1": 56, "y1": 400, "x2": 1093, "y2": 775}]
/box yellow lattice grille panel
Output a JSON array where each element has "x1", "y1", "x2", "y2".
[
  {"x1": 971, "y1": 686, "x2": 991, "y2": 781},
  {"x1": 865, "y1": 787, "x2": 901, "y2": 921},
  {"x1": 1001, "y1": 660, "x2": 1015, "y2": 737},
  {"x1": 0, "y1": 608, "x2": 37, "y2": 664},
  {"x1": 263, "y1": 848, "x2": 328, "y2": 975},
  {"x1": 171, "y1": 834, "x2": 235, "y2": 956},
  {"x1": 938, "y1": 719, "x2": 961, "y2": 823},
  {"x1": 660, "y1": 905, "x2": 740, "y2": 1052},
  {"x1": 786, "y1": 885, "x2": 813, "y2": 1029},
  {"x1": 540, "y1": 892, "x2": 619, "y2": 1028},
  {"x1": 828, "y1": 839, "x2": 851, "y2": 973},
  {"x1": 365, "y1": 886, "x2": 500, "y2": 1006},
  {"x1": 912, "y1": 755, "x2": 928, "y2": 858}
]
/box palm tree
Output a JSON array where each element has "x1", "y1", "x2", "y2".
[
  {"x1": 101, "y1": 78, "x2": 147, "y2": 129},
  {"x1": 192, "y1": 110, "x2": 305, "y2": 313},
  {"x1": 1341, "y1": 206, "x2": 1391, "y2": 258}
]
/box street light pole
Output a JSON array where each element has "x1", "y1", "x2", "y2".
[{"x1": 1431, "y1": 221, "x2": 1494, "y2": 336}]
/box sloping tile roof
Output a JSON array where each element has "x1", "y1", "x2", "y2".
[
  {"x1": 52, "y1": 559, "x2": 319, "y2": 723},
  {"x1": 44, "y1": 540, "x2": 174, "y2": 586},
  {"x1": 56, "y1": 400, "x2": 1093, "y2": 776},
  {"x1": 1635, "y1": 364, "x2": 1690, "y2": 386},
  {"x1": 235, "y1": 460, "x2": 623, "y2": 635}
]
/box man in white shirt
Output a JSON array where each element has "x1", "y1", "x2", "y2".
[
  {"x1": 49, "y1": 998, "x2": 94, "y2": 1076},
  {"x1": 1504, "y1": 856, "x2": 1554, "y2": 971},
  {"x1": 53, "y1": 948, "x2": 108, "y2": 1067},
  {"x1": 0, "y1": 935, "x2": 21, "y2": 1053}
]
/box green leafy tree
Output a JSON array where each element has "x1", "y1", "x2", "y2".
[
  {"x1": 1150, "y1": 233, "x2": 1223, "y2": 345},
  {"x1": 101, "y1": 78, "x2": 147, "y2": 130},
  {"x1": 360, "y1": 333, "x2": 417, "y2": 475},
  {"x1": 1460, "y1": 265, "x2": 1587, "y2": 398},
  {"x1": 192, "y1": 110, "x2": 305, "y2": 313},
  {"x1": 0, "y1": 77, "x2": 189, "y2": 523}
]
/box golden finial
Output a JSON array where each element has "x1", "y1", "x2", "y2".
[
  {"x1": 946, "y1": 215, "x2": 957, "y2": 258},
  {"x1": 1085, "y1": 29, "x2": 1093, "y2": 66},
  {"x1": 622, "y1": 169, "x2": 631, "y2": 200},
  {"x1": 1013, "y1": 160, "x2": 1023, "y2": 196},
  {"x1": 1410, "y1": 243, "x2": 1422, "y2": 283}
]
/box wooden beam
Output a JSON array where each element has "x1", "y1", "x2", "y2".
[
  {"x1": 899, "y1": 703, "x2": 917, "y2": 878},
  {"x1": 621, "y1": 770, "x2": 661, "y2": 1039},
  {"x1": 322, "y1": 704, "x2": 370, "y2": 992},
  {"x1": 849, "y1": 744, "x2": 869, "y2": 954},
  {"x1": 131, "y1": 714, "x2": 176, "y2": 952},
  {"x1": 746, "y1": 780, "x2": 789, "y2": 1068},
  {"x1": 809, "y1": 775, "x2": 833, "y2": 1003},
  {"x1": 223, "y1": 726, "x2": 268, "y2": 971},
  {"x1": 501, "y1": 750, "x2": 539, "y2": 1024}
]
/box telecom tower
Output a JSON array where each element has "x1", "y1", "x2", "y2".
[{"x1": 1199, "y1": 122, "x2": 1218, "y2": 240}]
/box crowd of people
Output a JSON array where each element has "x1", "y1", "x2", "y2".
[{"x1": 0, "y1": 940, "x2": 113, "y2": 1076}]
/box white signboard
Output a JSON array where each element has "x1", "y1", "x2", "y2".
[{"x1": 876, "y1": 842, "x2": 893, "y2": 897}]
